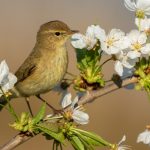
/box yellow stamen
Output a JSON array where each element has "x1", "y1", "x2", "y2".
[
  {"x1": 136, "y1": 9, "x2": 145, "y2": 19},
  {"x1": 131, "y1": 42, "x2": 142, "y2": 51},
  {"x1": 64, "y1": 111, "x2": 73, "y2": 120},
  {"x1": 5, "y1": 91, "x2": 12, "y2": 97},
  {"x1": 106, "y1": 38, "x2": 114, "y2": 47}
]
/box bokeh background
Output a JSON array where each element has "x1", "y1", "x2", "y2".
[{"x1": 0, "y1": 0, "x2": 150, "y2": 149}]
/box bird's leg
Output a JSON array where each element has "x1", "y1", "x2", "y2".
[
  {"x1": 36, "y1": 95, "x2": 61, "y2": 114},
  {"x1": 25, "y1": 97, "x2": 34, "y2": 117}
]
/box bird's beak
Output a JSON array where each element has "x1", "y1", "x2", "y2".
[{"x1": 70, "y1": 30, "x2": 79, "y2": 35}]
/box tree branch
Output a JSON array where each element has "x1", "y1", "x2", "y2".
[
  {"x1": 78, "y1": 76, "x2": 138, "y2": 106},
  {"x1": 0, "y1": 76, "x2": 138, "y2": 150},
  {"x1": 0, "y1": 133, "x2": 33, "y2": 150}
]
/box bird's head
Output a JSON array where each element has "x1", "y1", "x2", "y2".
[{"x1": 37, "y1": 20, "x2": 78, "y2": 47}]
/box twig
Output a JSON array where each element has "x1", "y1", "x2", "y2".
[{"x1": 0, "y1": 77, "x2": 138, "y2": 150}]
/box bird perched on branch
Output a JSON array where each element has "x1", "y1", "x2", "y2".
[{"x1": 0, "y1": 20, "x2": 78, "y2": 111}]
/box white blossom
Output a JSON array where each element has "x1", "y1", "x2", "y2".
[
  {"x1": 135, "y1": 17, "x2": 150, "y2": 31},
  {"x1": 114, "y1": 51, "x2": 137, "y2": 76},
  {"x1": 113, "y1": 135, "x2": 131, "y2": 150},
  {"x1": 71, "y1": 25, "x2": 105, "y2": 50},
  {"x1": 0, "y1": 60, "x2": 17, "y2": 96},
  {"x1": 71, "y1": 34, "x2": 88, "y2": 49},
  {"x1": 124, "y1": 0, "x2": 150, "y2": 16},
  {"x1": 137, "y1": 130, "x2": 150, "y2": 145},
  {"x1": 127, "y1": 30, "x2": 147, "y2": 58},
  {"x1": 101, "y1": 29, "x2": 129, "y2": 55},
  {"x1": 61, "y1": 93, "x2": 89, "y2": 125}
]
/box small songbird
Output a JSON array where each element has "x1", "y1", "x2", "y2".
[{"x1": 0, "y1": 20, "x2": 77, "y2": 110}]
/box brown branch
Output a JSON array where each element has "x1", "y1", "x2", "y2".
[
  {"x1": 78, "y1": 76, "x2": 138, "y2": 106},
  {"x1": 0, "y1": 133, "x2": 33, "y2": 150},
  {"x1": 0, "y1": 77, "x2": 138, "y2": 150}
]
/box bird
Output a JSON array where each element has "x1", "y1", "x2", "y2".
[{"x1": 0, "y1": 20, "x2": 78, "y2": 111}]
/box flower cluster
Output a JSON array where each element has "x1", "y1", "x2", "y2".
[{"x1": 71, "y1": 0, "x2": 150, "y2": 77}]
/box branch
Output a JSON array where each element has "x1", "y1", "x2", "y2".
[
  {"x1": 0, "y1": 133, "x2": 33, "y2": 150},
  {"x1": 78, "y1": 76, "x2": 138, "y2": 106},
  {"x1": 0, "y1": 77, "x2": 138, "y2": 150}
]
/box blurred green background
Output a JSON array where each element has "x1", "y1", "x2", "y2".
[{"x1": 0, "y1": 0, "x2": 150, "y2": 149}]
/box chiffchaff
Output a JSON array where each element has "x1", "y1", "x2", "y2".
[{"x1": 0, "y1": 20, "x2": 78, "y2": 111}]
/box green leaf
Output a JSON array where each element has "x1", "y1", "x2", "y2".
[
  {"x1": 77, "y1": 131, "x2": 102, "y2": 147},
  {"x1": 37, "y1": 124, "x2": 65, "y2": 143},
  {"x1": 32, "y1": 103, "x2": 46, "y2": 125},
  {"x1": 72, "y1": 128, "x2": 111, "y2": 147},
  {"x1": 70, "y1": 136, "x2": 85, "y2": 150},
  {"x1": 78, "y1": 137, "x2": 94, "y2": 150},
  {"x1": 75, "y1": 48, "x2": 87, "y2": 63}
]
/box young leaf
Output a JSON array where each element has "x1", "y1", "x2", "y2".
[
  {"x1": 37, "y1": 124, "x2": 65, "y2": 143},
  {"x1": 32, "y1": 103, "x2": 46, "y2": 125},
  {"x1": 75, "y1": 130, "x2": 108, "y2": 149},
  {"x1": 72, "y1": 128, "x2": 111, "y2": 147},
  {"x1": 78, "y1": 137, "x2": 94, "y2": 150},
  {"x1": 70, "y1": 136, "x2": 85, "y2": 150}
]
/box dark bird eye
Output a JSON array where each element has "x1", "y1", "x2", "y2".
[{"x1": 55, "y1": 32, "x2": 61, "y2": 36}]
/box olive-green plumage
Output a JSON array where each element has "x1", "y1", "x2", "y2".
[{"x1": 0, "y1": 20, "x2": 77, "y2": 109}]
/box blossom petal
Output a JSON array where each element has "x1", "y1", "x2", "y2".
[
  {"x1": 73, "y1": 110, "x2": 89, "y2": 125},
  {"x1": 3, "y1": 73, "x2": 17, "y2": 90},
  {"x1": 115, "y1": 61, "x2": 124, "y2": 76},
  {"x1": 137, "y1": 0, "x2": 150, "y2": 12},
  {"x1": 86, "y1": 25, "x2": 95, "y2": 38},
  {"x1": 124, "y1": 0, "x2": 136, "y2": 11},
  {"x1": 71, "y1": 33, "x2": 87, "y2": 49},
  {"x1": 127, "y1": 51, "x2": 141, "y2": 59},
  {"x1": 107, "y1": 47, "x2": 121, "y2": 55},
  {"x1": 0, "y1": 60, "x2": 9, "y2": 84},
  {"x1": 127, "y1": 30, "x2": 140, "y2": 44},
  {"x1": 138, "y1": 32, "x2": 147, "y2": 45},
  {"x1": 93, "y1": 25, "x2": 106, "y2": 42},
  {"x1": 137, "y1": 130, "x2": 150, "y2": 145},
  {"x1": 71, "y1": 96, "x2": 79, "y2": 109},
  {"x1": 122, "y1": 58, "x2": 136, "y2": 69},
  {"x1": 118, "y1": 135, "x2": 126, "y2": 145},
  {"x1": 61, "y1": 93, "x2": 72, "y2": 108},
  {"x1": 141, "y1": 43, "x2": 150, "y2": 55},
  {"x1": 109, "y1": 29, "x2": 125, "y2": 39},
  {"x1": 135, "y1": 17, "x2": 150, "y2": 31}
]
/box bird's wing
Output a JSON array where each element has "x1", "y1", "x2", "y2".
[
  {"x1": 15, "y1": 59, "x2": 36, "y2": 83},
  {"x1": 14, "y1": 48, "x2": 40, "y2": 84},
  {"x1": 15, "y1": 46, "x2": 43, "y2": 84}
]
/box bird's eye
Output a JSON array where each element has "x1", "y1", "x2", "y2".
[{"x1": 55, "y1": 32, "x2": 61, "y2": 36}]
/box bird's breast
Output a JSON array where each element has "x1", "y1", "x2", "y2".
[{"x1": 35, "y1": 46, "x2": 68, "y2": 93}]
